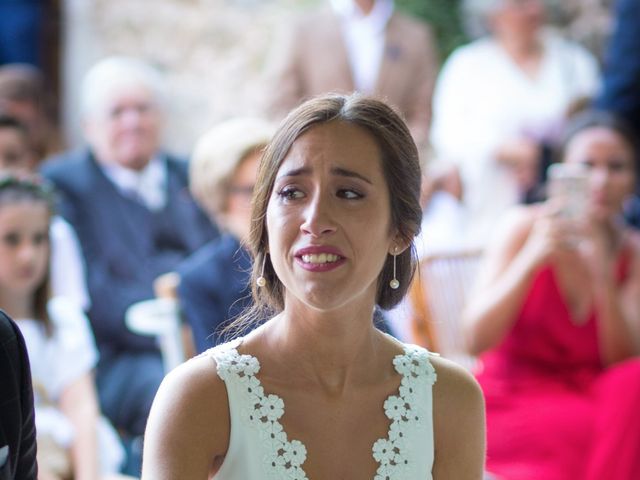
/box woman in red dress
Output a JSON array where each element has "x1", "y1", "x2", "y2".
[{"x1": 463, "y1": 111, "x2": 640, "y2": 480}]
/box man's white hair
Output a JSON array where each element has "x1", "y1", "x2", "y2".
[{"x1": 80, "y1": 56, "x2": 166, "y2": 119}]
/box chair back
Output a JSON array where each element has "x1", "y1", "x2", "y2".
[
  {"x1": 409, "y1": 249, "x2": 483, "y2": 369},
  {"x1": 125, "y1": 272, "x2": 190, "y2": 373},
  {"x1": 126, "y1": 298, "x2": 184, "y2": 372}
]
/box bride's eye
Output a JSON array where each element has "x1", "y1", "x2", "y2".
[
  {"x1": 337, "y1": 189, "x2": 364, "y2": 200},
  {"x1": 277, "y1": 187, "x2": 305, "y2": 201}
]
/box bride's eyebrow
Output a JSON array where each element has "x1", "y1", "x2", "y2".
[
  {"x1": 331, "y1": 167, "x2": 372, "y2": 185},
  {"x1": 276, "y1": 167, "x2": 310, "y2": 180},
  {"x1": 276, "y1": 167, "x2": 372, "y2": 185}
]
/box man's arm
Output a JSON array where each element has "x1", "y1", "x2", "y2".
[{"x1": 0, "y1": 311, "x2": 38, "y2": 480}]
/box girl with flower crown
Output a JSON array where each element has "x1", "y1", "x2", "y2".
[{"x1": 0, "y1": 175, "x2": 131, "y2": 480}]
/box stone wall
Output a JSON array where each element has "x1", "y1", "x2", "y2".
[
  {"x1": 62, "y1": 0, "x2": 319, "y2": 154},
  {"x1": 61, "y1": 0, "x2": 614, "y2": 155}
]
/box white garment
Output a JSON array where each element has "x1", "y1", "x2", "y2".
[
  {"x1": 427, "y1": 30, "x2": 599, "y2": 251},
  {"x1": 207, "y1": 337, "x2": 436, "y2": 479},
  {"x1": 100, "y1": 155, "x2": 168, "y2": 210},
  {"x1": 330, "y1": 0, "x2": 394, "y2": 93},
  {"x1": 49, "y1": 216, "x2": 90, "y2": 311},
  {"x1": 17, "y1": 297, "x2": 124, "y2": 473}
]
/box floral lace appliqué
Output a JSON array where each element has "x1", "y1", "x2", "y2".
[
  {"x1": 212, "y1": 341, "x2": 435, "y2": 480},
  {"x1": 214, "y1": 343, "x2": 309, "y2": 480},
  {"x1": 371, "y1": 345, "x2": 437, "y2": 480}
]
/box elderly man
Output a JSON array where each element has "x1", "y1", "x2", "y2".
[{"x1": 41, "y1": 56, "x2": 217, "y2": 474}]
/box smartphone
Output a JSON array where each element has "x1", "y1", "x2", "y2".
[{"x1": 546, "y1": 163, "x2": 589, "y2": 220}]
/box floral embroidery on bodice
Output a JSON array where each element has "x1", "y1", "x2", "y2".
[{"x1": 208, "y1": 339, "x2": 437, "y2": 480}]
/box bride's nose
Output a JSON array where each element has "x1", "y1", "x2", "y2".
[{"x1": 300, "y1": 194, "x2": 337, "y2": 237}]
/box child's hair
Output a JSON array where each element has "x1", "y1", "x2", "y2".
[
  {"x1": 0, "y1": 113, "x2": 31, "y2": 169},
  {"x1": 0, "y1": 174, "x2": 55, "y2": 333}
]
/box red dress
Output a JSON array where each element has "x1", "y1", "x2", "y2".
[{"x1": 476, "y1": 251, "x2": 640, "y2": 480}]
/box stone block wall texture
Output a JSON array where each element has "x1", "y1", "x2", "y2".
[
  {"x1": 63, "y1": 0, "x2": 316, "y2": 154},
  {"x1": 62, "y1": 0, "x2": 613, "y2": 155}
]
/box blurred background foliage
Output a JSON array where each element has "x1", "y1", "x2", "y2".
[{"x1": 395, "y1": 0, "x2": 468, "y2": 63}]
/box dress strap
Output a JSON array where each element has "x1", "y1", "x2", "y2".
[
  {"x1": 371, "y1": 344, "x2": 437, "y2": 478},
  {"x1": 615, "y1": 238, "x2": 634, "y2": 284},
  {"x1": 204, "y1": 341, "x2": 310, "y2": 479}
]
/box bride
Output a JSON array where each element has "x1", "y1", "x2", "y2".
[{"x1": 141, "y1": 93, "x2": 485, "y2": 479}]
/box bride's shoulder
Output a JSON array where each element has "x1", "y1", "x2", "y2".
[
  {"x1": 166, "y1": 338, "x2": 246, "y2": 399},
  {"x1": 429, "y1": 356, "x2": 486, "y2": 475},
  {"x1": 429, "y1": 355, "x2": 482, "y2": 404},
  {"x1": 143, "y1": 348, "x2": 232, "y2": 474},
  {"x1": 152, "y1": 347, "x2": 232, "y2": 426},
  {"x1": 391, "y1": 339, "x2": 481, "y2": 402}
]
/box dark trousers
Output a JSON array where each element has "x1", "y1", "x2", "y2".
[{"x1": 96, "y1": 351, "x2": 164, "y2": 476}]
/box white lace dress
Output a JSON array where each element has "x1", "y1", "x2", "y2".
[{"x1": 205, "y1": 338, "x2": 437, "y2": 479}]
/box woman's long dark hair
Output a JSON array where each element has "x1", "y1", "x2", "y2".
[{"x1": 224, "y1": 93, "x2": 423, "y2": 338}]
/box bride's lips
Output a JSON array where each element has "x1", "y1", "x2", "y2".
[{"x1": 294, "y1": 245, "x2": 346, "y2": 272}]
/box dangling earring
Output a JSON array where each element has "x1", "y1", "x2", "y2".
[
  {"x1": 256, "y1": 253, "x2": 267, "y2": 287},
  {"x1": 389, "y1": 248, "x2": 400, "y2": 290}
]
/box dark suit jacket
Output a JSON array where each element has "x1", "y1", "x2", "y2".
[
  {"x1": 177, "y1": 234, "x2": 253, "y2": 353},
  {"x1": 0, "y1": 311, "x2": 37, "y2": 480},
  {"x1": 596, "y1": 0, "x2": 640, "y2": 227},
  {"x1": 42, "y1": 149, "x2": 217, "y2": 359},
  {"x1": 596, "y1": 0, "x2": 640, "y2": 133}
]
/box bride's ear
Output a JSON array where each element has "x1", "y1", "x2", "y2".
[{"x1": 388, "y1": 237, "x2": 410, "y2": 256}]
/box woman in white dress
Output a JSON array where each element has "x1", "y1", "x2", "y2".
[
  {"x1": 142, "y1": 94, "x2": 485, "y2": 479},
  {"x1": 426, "y1": 0, "x2": 600, "y2": 251},
  {"x1": 0, "y1": 175, "x2": 129, "y2": 480}
]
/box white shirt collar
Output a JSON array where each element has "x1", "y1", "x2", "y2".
[
  {"x1": 330, "y1": 0, "x2": 394, "y2": 32},
  {"x1": 329, "y1": 0, "x2": 394, "y2": 93},
  {"x1": 100, "y1": 155, "x2": 168, "y2": 211}
]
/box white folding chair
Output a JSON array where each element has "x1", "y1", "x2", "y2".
[
  {"x1": 409, "y1": 249, "x2": 483, "y2": 369},
  {"x1": 125, "y1": 271, "x2": 190, "y2": 372},
  {"x1": 125, "y1": 297, "x2": 185, "y2": 372}
]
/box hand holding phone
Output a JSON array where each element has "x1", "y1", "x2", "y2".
[{"x1": 546, "y1": 163, "x2": 589, "y2": 220}]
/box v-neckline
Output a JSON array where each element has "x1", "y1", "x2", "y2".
[
  {"x1": 547, "y1": 263, "x2": 593, "y2": 327},
  {"x1": 215, "y1": 339, "x2": 436, "y2": 479},
  {"x1": 547, "y1": 238, "x2": 633, "y2": 327}
]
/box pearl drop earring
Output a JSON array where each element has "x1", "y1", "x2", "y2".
[
  {"x1": 256, "y1": 254, "x2": 267, "y2": 287},
  {"x1": 390, "y1": 248, "x2": 400, "y2": 290}
]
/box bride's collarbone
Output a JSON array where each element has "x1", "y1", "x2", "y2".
[
  {"x1": 280, "y1": 401, "x2": 391, "y2": 480},
  {"x1": 261, "y1": 373, "x2": 401, "y2": 463}
]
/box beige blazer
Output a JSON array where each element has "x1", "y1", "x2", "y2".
[{"x1": 265, "y1": 8, "x2": 439, "y2": 150}]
